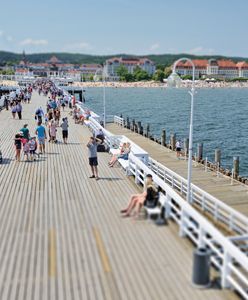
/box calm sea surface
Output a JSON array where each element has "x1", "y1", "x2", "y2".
[{"x1": 84, "y1": 87, "x2": 248, "y2": 176}]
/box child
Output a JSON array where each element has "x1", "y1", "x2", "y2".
[
  {"x1": 29, "y1": 137, "x2": 38, "y2": 161},
  {"x1": 14, "y1": 133, "x2": 22, "y2": 162},
  {"x1": 44, "y1": 114, "x2": 49, "y2": 126},
  {"x1": 23, "y1": 140, "x2": 30, "y2": 161}
]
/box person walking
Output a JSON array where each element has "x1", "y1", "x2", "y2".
[
  {"x1": 35, "y1": 106, "x2": 44, "y2": 123},
  {"x1": 35, "y1": 121, "x2": 47, "y2": 154},
  {"x1": 20, "y1": 124, "x2": 30, "y2": 142},
  {"x1": 60, "y1": 117, "x2": 69, "y2": 144},
  {"x1": 14, "y1": 132, "x2": 22, "y2": 162},
  {"x1": 176, "y1": 140, "x2": 182, "y2": 159},
  {"x1": 16, "y1": 102, "x2": 22, "y2": 120},
  {"x1": 87, "y1": 137, "x2": 101, "y2": 180},
  {"x1": 11, "y1": 102, "x2": 17, "y2": 119},
  {"x1": 48, "y1": 120, "x2": 57, "y2": 143}
]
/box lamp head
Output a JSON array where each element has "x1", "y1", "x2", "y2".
[{"x1": 167, "y1": 71, "x2": 182, "y2": 88}]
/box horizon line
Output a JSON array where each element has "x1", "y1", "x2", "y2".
[{"x1": 0, "y1": 50, "x2": 248, "y2": 59}]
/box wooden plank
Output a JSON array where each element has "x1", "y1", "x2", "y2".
[{"x1": 0, "y1": 92, "x2": 239, "y2": 300}]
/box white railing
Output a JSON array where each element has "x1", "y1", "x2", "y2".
[
  {"x1": 128, "y1": 153, "x2": 248, "y2": 299},
  {"x1": 114, "y1": 115, "x2": 124, "y2": 127},
  {"x1": 148, "y1": 157, "x2": 248, "y2": 236}
]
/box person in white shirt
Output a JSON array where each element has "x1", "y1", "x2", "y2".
[{"x1": 176, "y1": 140, "x2": 181, "y2": 159}]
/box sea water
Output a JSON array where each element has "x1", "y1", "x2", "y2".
[{"x1": 84, "y1": 87, "x2": 248, "y2": 176}]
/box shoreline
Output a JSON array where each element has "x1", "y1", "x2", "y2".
[
  {"x1": 1, "y1": 79, "x2": 248, "y2": 89},
  {"x1": 73, "y1": 80, "x2": 248, "y2": 89}
]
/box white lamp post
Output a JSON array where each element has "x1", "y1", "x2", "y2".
[
  {"x1": 167, "y1": 58, "x2": 196, "y2": 203},
  {"x1": 94, "y1": 67, "x2": 106, "y2": 127}
]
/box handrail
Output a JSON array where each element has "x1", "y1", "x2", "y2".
[
  {"x1": 129, "y1": 153, "x2": 248, "y2": 298},
  {"x1": 148, "y1": 157, "x2": 248, "y2": 235},
  {"x1": 114, "y1": 116, "x2": 124, "y2": 126}
]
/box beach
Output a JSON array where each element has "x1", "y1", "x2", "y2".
[{"x1": 73, "y1": 80, "x2": 248, "y2": 89}]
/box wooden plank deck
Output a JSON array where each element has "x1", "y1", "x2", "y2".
[
  {"x1": 107, "y1": 123, "x2": 248, "y2": 218},
  {"x1": 0, "y1": 92, "x2": 238, "y2": 300}
]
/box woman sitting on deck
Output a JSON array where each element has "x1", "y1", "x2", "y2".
[
  {"x1": 108, "y1": 142, "x2": 131, "y2": 167},
  {"x1": 120, "y1": 174, "x2": 158, "y2": 218}
]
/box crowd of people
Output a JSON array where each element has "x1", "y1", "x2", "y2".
[
  {"x1": 10, "y1": 79, "x2": 160, "y2": 219},
  {"x1": 13, "y1": 80, "x2": 70, "y2": 161}
]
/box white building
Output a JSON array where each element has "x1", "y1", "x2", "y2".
[
  {"x1": 175, "y1": 59, "x2": 247, "y2": 79},
  {"x1": 104, "y1": 57, "x2": 156, "y2": 78}
]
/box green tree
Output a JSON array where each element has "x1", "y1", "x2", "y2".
[
  {"x1": 181, "y1": 75, "x2": 193, "y2": 80},
  {"x1": 116, "y1": 65, "x2": 129, "y2": 81},
  {"x1": 153, "y1": 69, "x2": 165, "y2": 82},
  {"x1": 156, "y1": 64, "x2": 166, "y2": 71},
  {"x1": 0, "y1": 69, "x2": 15, "y2": 75},
  {"x1": 164, "y1": 67, "x2": 172, "y2": 78},
  {"x1": 89, "y1": 75, "x2": 94, "y2": 81},
  {"x1": 133, "y1": 66, "x2": 150, "y2": 81}
]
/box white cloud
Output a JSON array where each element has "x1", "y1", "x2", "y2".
[
  {"x1": 150, "y1": 43, "x2": 160, "y2": 51},
  {"x1": 189, "y1": 46, "x2": 204, "y2": 54},
  {"x1": 0, "y1": 30, "x2": 3, "y2": 37},
  {"x1": 189, "y1": 46, "x2": 215, "y2": 55},
  {"x1": 20, "y1": 38, "x2": 48, "y2": 46},
  {"x1": 63, "y1": 41, "x2": 92, "y2": 52}
]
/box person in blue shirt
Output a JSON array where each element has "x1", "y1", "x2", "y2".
[{"x1": 35, "y1": 121, "x2": 47, "y2": 154}]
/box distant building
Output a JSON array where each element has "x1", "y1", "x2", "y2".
[
  {"x1": 175, "y1": 59, "x2": 248, "y2": 79},
  {"x1": 104, "y1": 57, "x2": 156, "y2": 78},
  {"x1": 80, "y1": 64, "x2": 102, "y2": 80}
]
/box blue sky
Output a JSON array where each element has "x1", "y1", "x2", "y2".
[{"x1": 0, "y1": 0, "x2": 248, "y2": 56}]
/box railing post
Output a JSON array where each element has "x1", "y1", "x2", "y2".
[
  {"x1": 198, "y1": 227, "x2": 206, "y2": 249},
  {"x1": 233, "y1": 156, "x2": 239, "y2": 179},
  {"x1": 161, "y1": 129, "x2": 166, "y2": 146},
  {"x1": 221, "y1": 251, "x2": 231, "y2": 288},
  {"x1": 184, "y1": 138, "x2": 189, "y2": 159},
  {"x1": 179, "y1": 210, "x2": 186, "y2": 237},
  {"x1": 165, "y1": 195, "x2": 171, "y2": 219},
  {"x1": 215, "y1": 149, "x2": 221, "y2": 167},
  {"x1": 135, "y1": 165, "x2": 139, "y2": 184}
]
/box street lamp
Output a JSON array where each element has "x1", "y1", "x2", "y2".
[
  {"x1": 94, "y1": 67, "x2": 106, "y2": 127},
  {"x1": 167, "y1": 58, "x2": 196, "y2": 203}
]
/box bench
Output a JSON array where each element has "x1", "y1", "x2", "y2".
[
  {"x1": 118, "y1": 158, "x2": 130, "y2": 175},
  {"x1": 110, "y1": 136, "x2": 149, "y2": 163},
  {"x1": 144, "y1": 193, "x2": 167, "y2": 221}
]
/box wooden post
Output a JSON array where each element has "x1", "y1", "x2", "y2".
[
  {"x1": 132, "y1": 119, "x2": 135, "y2": 131},
  {"x1": 233, "y1": 156, "x2": 239, "y2": 179},
  {"x1": 184, "y1": 138, "x2": 189, "y2": 158},
  {"x1": 161, "y1": 129, "x2": 166, "y2": 146},
  {"x1": 146, "y1": 124, "x2": 150, "y2": 138},
  {"x1": 197, "y1": 143, "x2": 203, "y2": 162},
  {"x1": 137, "y1": 121, "x2": 142, "y2": 134},
  {"x1": 126, "y1": 117, "x2": 130, "y2": 129},
  {"x1": 215, "y1": 149, "x2": 221, "y2": 166},
  {"x1": 170, "y1": 133, "x2": 176, "y2": 150}
]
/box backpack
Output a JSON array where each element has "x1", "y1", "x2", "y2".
[
  {"x1": 144, "y1": 187, "x2": 159, "y2": 208},
  {"x1": 35, "y1": 109, "x2": 41, "y2": 115}
]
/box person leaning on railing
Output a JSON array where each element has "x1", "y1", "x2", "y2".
[{"x1": 120, "y1": 174, "x2": 158, "y2": 218}]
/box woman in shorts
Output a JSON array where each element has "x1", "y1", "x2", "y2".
[
  {"x1": 14, "y1": 133, "x2": 22, "y2": 161},
  {"x1": 175, "y1": 140, "x2": 181, "y2": 159}
]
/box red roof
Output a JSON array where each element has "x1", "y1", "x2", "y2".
[
  {"x1": 236, "y1": 61, "x2": 248, "y2": 69},
  {"x1": 81, "y1": 64, "x2": 102, "y2": 68},
  {"x1": 176, "y1": 59, "x2": 208, "y2": 68},
  {"x1": 217, "y1": 60, "x2": 237, "y2": 68}
]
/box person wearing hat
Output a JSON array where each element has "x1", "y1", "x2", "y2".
[{"x1": 20, "y1": 124, "x2": 30, "y2": 142}]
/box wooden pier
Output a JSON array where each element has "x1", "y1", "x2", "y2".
[
  {"x1": 107, "y1": 123, "x2": 248, "y2": 217},
  {"x1": 0, "y1": 93, "x2": 240, "y2": 300}
]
